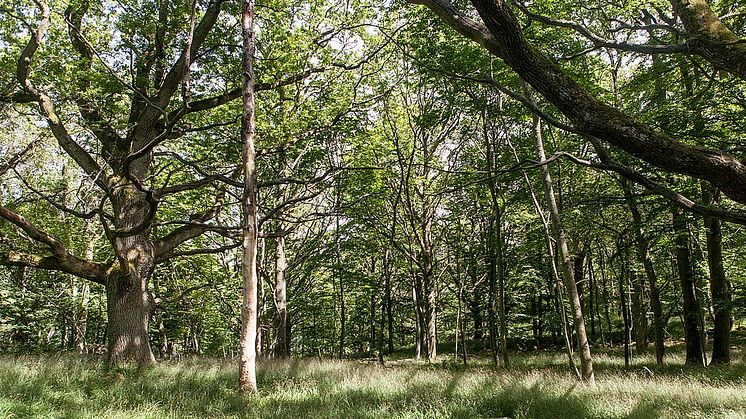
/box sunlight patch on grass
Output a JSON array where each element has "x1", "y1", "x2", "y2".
[{"x1": 1, "y1": 352, "x2": 746, "y2": 418}]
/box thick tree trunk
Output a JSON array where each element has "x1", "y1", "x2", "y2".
[
  {"x1": 272, "y1": 235, "x2": 288, "y2": 357},
  {"x1": 107, "y1": 182, "x2": 157, "y2": 367},
  {"x1": 673, "y1": 207, "x2": 706, "y2": 366},
  {"x1": 533, "y1": 115, "x2": 594, "y2": 384},
  {"x1": 702, "y1": 184, "x2": 731, "y2": 365},
  {"x1": 105, "y1": 267, "x2": 156, "y2": 367}
]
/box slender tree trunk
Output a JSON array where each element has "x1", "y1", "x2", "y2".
[
  {"x1": 272, "y1": 235, "x2": 288, "y2": 357},
  {"x1": 72, "y1": 280, "x2": 90, "y2": 354},
  {"x1": 336, "y1": 180, "x2": 345, "y2": 359},
  {"x1": 587, "y1": 256, "x2": 596, "y2": 338},
  {"x1": 619, "y1": 253, "x2": 631, "y2": 367},
  {"x1": 673, "y1": 206, "x2": 706, "y2": 367},
  {"x1": 384, "y1": 248, "x2": 394, "y2": 354},
  {"x1": 533, "y1": 115, "x2": 594, "y2": 384},
  {"x1": 631, "y1": 270, "x2": 648, "y2": 354},
  {"x1": 378, "y1": 295, "x2": 385, "y2": 364},
  {"x1": 599, "y1": 249, "x2": 613, "y2": 342},
  {"x1": 238, "y1": 0, "x2": 259, "y2": 392},
  {"x1": 483, "y1": 109, "x2": 508, "y2": 367},
  {"x1": 413, "y1": 272, "x2": 424, "y2": 360},
  {"x1": 487, "y1": 219, "x2": 499, "y2": 367},
  {"x1": 507, "y1": 133, "x2": 576, "y2": 377},
  {"x1": 487, "y1": 243, "x2": 500, "y2": 367},
  {"x1": 496, "y1": 213, "x2": 509, "y2": 367},
  {"x1": 702, "y1": 183, "x2": 731, "y2": 365},
  {"x1": 423, "y1": 227, "x2": 437, "y2": 362},
  {"x1": 622, "y1": 180, "x2": 664, "y2": 364}
]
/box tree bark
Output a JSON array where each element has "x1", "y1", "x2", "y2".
[
  {"x1": 106, "y1": 182, "x2": 158, "y2": 367},
  {"x1": 272, "y1": 235, "x2": 288, "y2": 357},
  {"x1": 673, "y1": 206, "x2": 706, "y2": 367},
  {"x1": 238, "y1": 0, "x2": 258, "y2": 393},
  {"x1": 702, "y1": 183, "x2": 731, "y2": 364},
  {"x1": 384, "y1": 248, "x2": 394, "y2": 354},
  {"x1": 105, "y1": 270, "x2": 156, "y2": 366},
  {"x1": 413, "y1": 272, "x2": 424, "y2": 360},
  {"x1": 631, "y1": 270, "x2": 648, "y2": 354},
  {"x1": 619, "y1": 254, "x2": 631, "y2": 367}
]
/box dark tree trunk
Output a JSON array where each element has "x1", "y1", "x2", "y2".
[
  {"x1": 622, "y1": 179, "x2": 664, "y2": 364},
  {"x1": 384, "y1": 248, "x2": 394, "y2": 354},
  {"x1": 631, "y1": 270, "x2": 648, "y2": 354},
  {"x1": 702, "y1": 184, "x2": 731, "y2": 365},
  {"x1": 618, "y1": 253, "x2": 631, "y2": 367},
  {"x1": 587, "y1": 256, "x2": 596, "y2": 338},
  {"x1": 673, "y1": 207, "x2": 706, "y2": 366},
  {"x1": 487, "y1": 219, "x2": 499, "y2": 367},
  {"x1": 469, "y1": 296, "x2": 484, "y2": 343},
  {"x1": 496, "y1": 215, "x2": 509, "y2": 367}
]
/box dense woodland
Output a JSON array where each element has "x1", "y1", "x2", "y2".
[{"x1": 1, "y1": 0, "x2": 746, "y2": 398}]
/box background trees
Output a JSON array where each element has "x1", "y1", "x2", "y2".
[{"x1": 1, "y1": 0, "x2": 746, "y2": 384}]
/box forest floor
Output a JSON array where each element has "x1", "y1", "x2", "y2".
[{"x1": 1, "y1": 347, "x2": 745, "y2": 418}]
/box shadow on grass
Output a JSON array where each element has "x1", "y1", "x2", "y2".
[{"x1": 1, "y1": 354, "x2": 744, "y2": 418}]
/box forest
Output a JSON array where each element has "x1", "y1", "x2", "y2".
[{"x1": 1, "y1": 0, "x2": 746, "y2": 416}]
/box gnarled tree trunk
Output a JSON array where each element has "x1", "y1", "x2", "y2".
[{"x1": 106, "y1": 183, "x2": 157, "y2": 367}]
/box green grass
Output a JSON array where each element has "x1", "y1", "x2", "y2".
[{"x1": 1, "y1": 349, "x2": 745, "y2": 418}]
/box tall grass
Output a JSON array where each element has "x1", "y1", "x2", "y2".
[{"x1": 1, "y1": 350, "x2": 745, "y2": 418}]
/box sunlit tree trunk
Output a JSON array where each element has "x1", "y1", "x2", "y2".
[
  {"x1": 238, "y1": 0, "x2": 258, "y2": 392},
  {"x1": 272, "y1": 235, "x2": 288, "y2": 357},
  {"x1": 533, "y1": 115, "x2": 594, "y2": 384}
]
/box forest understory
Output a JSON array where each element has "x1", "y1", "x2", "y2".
[{"x1": 2, "y1": 342, "x2": 746, "y2": 419}]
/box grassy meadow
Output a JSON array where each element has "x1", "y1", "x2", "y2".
[{"x1": 1, "y1": 348, "x2": 746, "y2": 418}]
